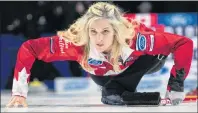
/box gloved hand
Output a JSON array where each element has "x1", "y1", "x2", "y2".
[
  {"x1": 165, "y1": 90, "x2": 186, "y2": 106},
  {"x1": 166, "y1": 68, "x2": 186, "y2": 106}
]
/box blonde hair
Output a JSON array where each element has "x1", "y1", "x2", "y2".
[{"x1": 58, "y1": 2, "x2": 137, "y2": 72}]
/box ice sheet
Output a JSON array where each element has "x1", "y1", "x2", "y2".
[{"x1": 1, "y1": 91, "x2": 197, "y2": 112}]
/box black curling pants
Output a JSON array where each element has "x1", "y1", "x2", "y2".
[{"x1": 90, "y1": 54, "x2": 167, "y2": 96}]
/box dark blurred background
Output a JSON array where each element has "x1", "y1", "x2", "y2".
[
  {"x1": 0, "y1": 1, "x2": 197, "y2": 35},
  {"x1": 0, "y1": 1, "x2": 197, "y2": 90}
]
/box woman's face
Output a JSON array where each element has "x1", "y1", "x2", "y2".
[{"x1": 89, "y1": 18, "x2": 115, "y2": 53}]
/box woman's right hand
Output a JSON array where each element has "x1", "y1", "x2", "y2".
[{"x1": 6, "y1": 95, "x2": 28, "y2": 108}]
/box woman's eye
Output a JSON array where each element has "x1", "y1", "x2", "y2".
[
  {"x1": 103, "y1": 30, "x2": 109, "y2": 34},
  {"x1": 91, "y1": 30, "x2": 97, "y2": 35}
]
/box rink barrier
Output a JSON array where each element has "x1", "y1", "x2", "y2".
[
  {"x1": 54, "y1": 77, "x2": 101, "y2": 95},
  {"x1": 54, "y1": 75, "x2": 197, "y2": 98}
]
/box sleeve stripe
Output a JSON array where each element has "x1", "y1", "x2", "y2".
[
  {"x1": 50, "y1": 37, "x2": 55, "y2": 54},
  {"x1": 149, "y1": 35, "x2": 154, "y2": 51},
  {"x1": 136, "y1": 33, "x2": 139, "y2": 51}
]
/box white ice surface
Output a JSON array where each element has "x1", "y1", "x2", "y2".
[{"x1": 1, "y1": 91, "x2": 197, "y2": 112}]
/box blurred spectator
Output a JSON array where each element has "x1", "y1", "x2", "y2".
[
  {"x1": 137, "y1": 2, "x2": 152, "y2": 13},
  {"x1": 76, "y1": 2, "x2": 85, "y2": 14}
]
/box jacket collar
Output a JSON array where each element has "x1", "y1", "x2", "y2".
[{"x1": 89, "y1": 43, "x2": 134, "y2": 63}]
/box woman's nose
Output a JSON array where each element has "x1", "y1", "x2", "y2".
[{"x1": 96, "y1": 34, "x2": 103, "y2": 42}]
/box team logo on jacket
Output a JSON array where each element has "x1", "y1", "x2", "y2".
[
  {"x1": 136, "y1": 33, "x2": 146, "y2": 51},
  {"x1": 88, "y1": 58, "x2": 103, "y2": 66}
]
